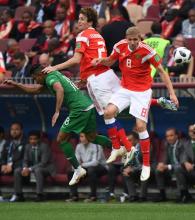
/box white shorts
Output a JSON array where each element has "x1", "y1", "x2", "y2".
[
  {"x1": 87, "y1": 69, "x2": 121, "y2": 115},
  {"x1": 109, "y1": 87, "x2": 152, "y2": 122}
]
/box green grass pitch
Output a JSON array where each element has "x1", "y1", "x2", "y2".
[{"x1": 0, "y1": 202, "x2": 195, "y2": 220}]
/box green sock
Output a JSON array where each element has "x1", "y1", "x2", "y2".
[
  {"x1": 59, "y1": 141, "x2": 79, "y2": 169},
  {"x1": 92, "y1": 135, "x2": 112, "y2": 148}
]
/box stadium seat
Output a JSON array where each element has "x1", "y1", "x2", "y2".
[
  {"x1": 19, "y1": 38, "x2": 37, "y2": 52},
  {"x1": 125, "y1": 3, "x2": 144, "y2": 25},
  {"x1": 136, "y1": 19, "x2": 153, "y2": 35},
  {"x1": 0, "y1": 39, "x2": 9, "y2": 52},
  {"x1": 145, "y1": 5, "x2": 160, "y2": 21},
  {"x1": 14, "y1": 6, "x2": 36, "y2": 21}
]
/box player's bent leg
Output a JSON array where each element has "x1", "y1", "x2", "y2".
[
  {"x1": 156, "y1": 97, "x2": 177, "y2": 111},
  {"x1": 86, "y1": 132, "x2": 112, "y2": 148},
  {"x1": 57, "y1": 132, "x2": 86, "y2": 185}
]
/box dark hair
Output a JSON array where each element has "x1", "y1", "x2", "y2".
[
  {"x1": 13, "y1": 52, "x2": 25, "y2": 61},
  {"x1": 166, "y1": 127, "x2": 178, "y2": 135},
  {"x1": 30, "y1": 64, "x2": 44, "y2": 76},
  {"x1": 28, "y1": 130, "x2": 40, "y2": 139},
  {"x1": 0, "y1": 126, "x2": 4, "y2": 134},
  {"x1": 23, "y1": 10, "x2": 33, "y2": 18},
  {"x1": 80, "y1": 7, "x2": 98, "y2": 28},
  {"x1": 11, "y1": 121, "x2": 23, "y2": 129},
  {"x1": 151, "y1": 22, "x2": 162, "y2": 34}
]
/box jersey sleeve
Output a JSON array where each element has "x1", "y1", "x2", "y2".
[
  {"x1": 148, "y1": 53, "x2": 162, "y2": 68},
  {"x1": 109, "y1": 44, "x2": 120, "y2": 60},
  {"x1": 75, "y1": 35, "x2": 89, "y2": 54},
  {"x1": 45, "y1": 74, "x2": 59, "y2": 90}
]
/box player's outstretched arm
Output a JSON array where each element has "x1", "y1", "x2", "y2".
[
  {"x1": 157, "y1": 64, "x2": 179, "y2": 107},
  {"x1": 91, "y1": 56, "x2": 116, "y2": 67},
  {"x1": 42, "y1": 52, "x2": 83, "y2": 74},
  {"x1": 3, "y1": 80, "x2": 43, "y2": 94}
]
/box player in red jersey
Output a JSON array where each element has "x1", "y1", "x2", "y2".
[
  {"x1": 92, "y1": 26, "x2": 179, "y2": 181},
  {"x1": 43, "y1": 7, "x2": 136, "y2": 163}
]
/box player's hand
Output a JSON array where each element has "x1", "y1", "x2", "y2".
[
  {"x1": 42, "y1": 66, "x2": 56, "y2": 74},
  {"x1": 52, "y1": 111, "x2": 59, "y2": 127},
  {"x1": 3, "y1": 79, "x2": 18, "y2": 86},
  {"x1": 21, "y1": 167, "x2": 30, "y2": 176},
  {"x1": 91, "y1": 58, "x2": 102, "y2": 66},
  {"x1": 170, "y1": 93, "x2": 179, "y2": 108}
]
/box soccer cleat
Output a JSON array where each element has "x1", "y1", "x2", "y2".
[
  {"x1": 157, "y1": 97, "x2": 177, "y2": 111},
  {"x1": 69, "y1": 167, "x2": 86, "y2": 186},
  {"x1": 123, "y1": 146, "x2": 136, "y2": 166},
  {"x1": 106, "y1": 146, "x2": 127, "y2": 164},
  {"x1": 140, "y1": 165, "x2": 150, "y2": 181}
]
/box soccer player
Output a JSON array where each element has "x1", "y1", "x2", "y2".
[
  {"x1": 92, "y1": 26, "x2": 179, "y2": 181},
  {"x1": 3, "y1": 65, "x2": 112, "y2": 186},
  {"x1": 42, "y1": 7, "x2": 176, "y2": 166}
]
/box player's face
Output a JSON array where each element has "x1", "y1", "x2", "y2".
[
  {"x1": 78, "y1": 13, "x2": 91, "y2": 32},
  {"x1": 126, "y1": 34, "x2": 140, "y2": 51}
]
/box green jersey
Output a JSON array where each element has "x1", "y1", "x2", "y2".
[{"x1": 45, "y1": 71, "x2": 93, "y2": 112}]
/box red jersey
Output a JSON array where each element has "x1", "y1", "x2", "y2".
[
  {"x1": 110, "y1": 40, "x2": 162, "y2": 91},
  {"x1": 75, "y1": 27, "x2": 109, "y2": 80}
]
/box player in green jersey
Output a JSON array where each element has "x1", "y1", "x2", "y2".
[{"x1": 4, "y1": 64, "x2": 112, "y2": 186}]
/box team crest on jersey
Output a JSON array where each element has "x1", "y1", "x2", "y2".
[
  {"x1": 154, "y1": 54, "x2": 160, "y2": 62},
  {"x1": 135, "y1": 54, "x2": 141, "y2": 59},
  {"x1": 76, "y1": 42, "x2": 81, "y2": 49}
]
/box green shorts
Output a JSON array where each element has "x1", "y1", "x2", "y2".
[{"x1": 60, "y1": 108, "x2": 96, "y2": 134}]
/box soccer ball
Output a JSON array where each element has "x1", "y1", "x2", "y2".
[{"x1": 173, "y1": 47, "x2": 192, "y2": 64}]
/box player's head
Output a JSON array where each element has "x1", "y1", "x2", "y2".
[
  {"x1": 78, "y1": 7, "x2": 98, "y2": 31},
  {"x1": 30, "y1": 64, "x2": 45, "y2": 84},
  {"x1": 126, "y1": 27, "x2": 141, "y2": 51}
]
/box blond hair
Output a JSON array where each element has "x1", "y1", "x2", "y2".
[{"x1": 126, "y1": 27, "x2": 141, "y2": 38}]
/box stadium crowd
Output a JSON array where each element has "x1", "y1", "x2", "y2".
[{"x1": 0, "y1": 0, "x2": 195, "y2": 203}]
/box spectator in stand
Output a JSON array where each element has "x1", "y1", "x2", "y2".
[
  {"x1": 4, "y1": 39, "x2": 20, "y2": 71},
  {"x1": 66, "y1": 133, "x2": 107, "y2": 202},
  {"x1": 12, "y1": 130, "x2": 56, "y2": 202},
  {"x1": 155, "y1": 128, "x2": 189, "y2": 202},
  {"x1": 34, "y1": 0, "x2": 58, "y2": 23},
  {"x1": 1, "y1": 122, "x2": 26, "y2": 202},
  {"x1": 165, "y1": 34, "x2": 194, "y2": 79},
  {"x1": 56, "y1": 0, "x2": 76, "y2": 21},
  {"x1": 161, "y1": 9, "x2": 182, "y2": 40},
  {"x1": 31, "y1": 20, "x2": 58, "y2": 56},
  {"x1": 47, "y1": 38, "x2": 68, "y2": 66},
  {"x1": 122, "y1": 131, "x2": 148, "y2": 202},
  {"x1": 182, "y1": 124, "x2": 195, "y2": 201},
  {"x1": 181, "y1": 8, "x2": 195, "y2": 38},
  {"x1": 101, "y1": 8, "x2": 134, "y2": 56},
  {"x1": 0, "y1": 9, "x2": 14, "y2": 39},
  {"x1": 11, "y1": 10, "x2": 42, "y2": 41},
  {"x1": 0, "y1": 126, "x2": 6, "y2": 202},
  {"x1": 92, "y1": 0, "x2": 110, "y2": 21},
  {"x1": 12, "y1": 52, "x2": 31, "y2": 78},
  {"x1": 54, "y1": 6, "x2": 71, "y2": 53},
  {"x1": 144, "y1": 21, "x2": 170, "y2": 78},
  {"x1": 39, "y1": 53, "x2": 51, "y2": 67}
]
